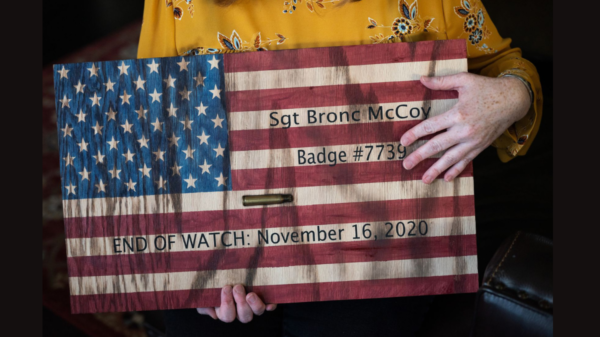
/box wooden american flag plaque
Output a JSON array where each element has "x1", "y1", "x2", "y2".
[{"x1": 54, "y1": 39, "x2": 477, "y2": 314}]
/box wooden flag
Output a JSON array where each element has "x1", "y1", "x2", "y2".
[{"x1": 54, "y1": 39, "x2": 477, "y2": 314}]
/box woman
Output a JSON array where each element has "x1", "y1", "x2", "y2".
[{"x1": 138, "y1": 0, "x2": 542, "y2": 335}]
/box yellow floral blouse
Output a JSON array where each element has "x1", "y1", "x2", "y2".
[{"x1": 138, "y1": 0, "x2": 542, "y2": 162}]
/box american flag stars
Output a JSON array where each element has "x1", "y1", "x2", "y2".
[
  {"x1": 105, "y1": 107, "x2": 118, "y2": 121},
  {"x1": 151, "y1": 118, "x2": 163, "y2": 132},
  {"x1": 147, "y1": 60, "x2": 160, "y2": 74},
  {"x1": 92, "y1": 121, "x2": 103, "y2": 135},
  {"x1": 149, "y1": 89, "x2": 162, "y2": 103},
  {"x1": 63, "y1": 153, "x2": 75, "y2": 167},
  {"x1": 153, "y1": 148, "x2": 166, "y2": 161},
  {"x1": 87, "y1": 64, "x2": 100, "y2": 78},
  {"x1": 60, "y1": 95, "x2": 71, "y2": 108},
  {"x1": 95, "y1": 179, "x2": 107, "y2": 193},
  {"x1": 118, "y1": 61, "x2": 130, "y2": 76},
  {"x1": 197, "y1": 131, "x2": 210, "y2": 145},
  {"x1": 107, "y1": 137, "x2": 119, "y2": 150},
  {"x1": 92, "y1": 151, "x2": 105, "y2": 164},
  {"x1": 194, "y1": 72, "x2": 206, "y2": 87},
  {"x1": 164, "y1": 74, "x2": 177, "y2": 88},
  {"x1": 166, "y1": 103, "x2": 178, "y2": 117},
  {"x1": 212, "y1": 115, "x2": 224, "y2": 128},
  {"x1": 177, "y1": 57, "x2": 190, "y2": 72},
  {"x1": 121, "y1": 120, "x2": 134, "y2": 133},
  {"x1": 75, "y1": 109, "x2": 87, "y2": 122},
  {"x1": 104, "y1": 78, "x2": 116, "y2": 92},
  {"x1": 89, "y1": 92, "x2": 101, "y2": 106},
  {"x1": 64, "y1": 183, "x2": 76, "y2": 195},
  {"x1": 57, "y1": 66, "x2": 69, "y2": 79},
  {"x1": 184, "y1": 174, "x2": 197, "y2": 189},
  {"x1": 77, "y1": 139, "x2": 89, "y2": 152},
  {"x1": 179, "y1": 86, "x2": 192, "y2": 100},
  {"x1": 135, "y1": 105, "x2": 148, "y2": 120},
  {"x1": 55, "y1": 55, "x2": 230, "y2": 199},
  {"x1": 207, "y1": 56, "x2": 220, "y2": 70},
  {"x1": 61, "y1": 124, "x2": 73, "y2": 137},
  {"x1": 155, "y1": 176, "x2": 167, "y2": 190},
  {"x1": 209, "y1": 85, "x2": 222, "y2": 99},
  {"x1": 120, "y1": 90, "x2": 132, "y2": 105},
  {"x1": 79, "y1": 168, "x2": 91, "y2": 181},
  {"x1": 74, "y1": 81, "x2": 86, "y2": 94},
  {"x1": 108, "y1": 167, "x2": 121, "y2": 180},
  {"x1": 134, "y1": 76, "x2": 146, "y2": 91},
  {"x1": 196, "y1": 102, "x2": 208, "y2": 116}
]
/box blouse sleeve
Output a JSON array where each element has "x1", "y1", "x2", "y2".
[
  {"x1": 443, "y1": 0, "x2": 543, "y2": 162},
  {"x1": 138, "y1": 0, "x2": 178, "y2": 59}
]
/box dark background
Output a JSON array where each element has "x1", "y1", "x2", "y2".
[
  {"x1": 43, "y1": 0, "x2": 145, "y2": 66},
  {"x1": 43, "y1": 1, "x2": 553, "y2": 336}
]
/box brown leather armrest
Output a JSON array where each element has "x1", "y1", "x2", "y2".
[{"x1": 471, "y1": 231, "x2": 553, "y2": 337}]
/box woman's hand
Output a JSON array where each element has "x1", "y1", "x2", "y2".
[
  {"x1": 196, "y1": 285, "x2": 277, "y2": 323},
  {"x1": 401, "y1": 73, "x2": 531, "y2": 183}
]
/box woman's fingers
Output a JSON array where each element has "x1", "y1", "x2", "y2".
[
  {"x1": 403, "y1": 132, "x2": 459, "y2": 170},
  {"x1": 215, "y1": 286, "x2": 236, "y2": 323},
  {"x1": 421, "y1": 143, "x2": 472, "y2": 184},
  {"x1": 196, "y1": 307, "x2": 218, "y2": 320},
  {"x1": 400, "y1": 109, "x2": 457, "y2": 148},
  {"x1": 443, "y1": 147, "x2": 482, "y2": 182},
  {"x1": 401, "y1": 73, "x2": 471, "y2": 150},
  {"x1": 205, "y1": 285, "x2": 275, "y2": 323},
  {"x1": 246, "y1": 292, "x2": 266, "y2": 316},
  {"x1": 232, "y1": 284, "x2": 254, "y2": 323}
]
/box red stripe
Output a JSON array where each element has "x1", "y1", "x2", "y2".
[
  {"x1": 68, "y1": 235, "x2": 477, "y2": 277},
  {"x1": 224, "y1": 40, "x2": 466, "y2": 73},
  {"x1": 229, "y1": 120, "x2": 432, "y2": 151},
  {"x1": 226, "y1": 81, "x2": 457, "y2": 113},
  {"x1": 232, "y1": 159, "x2": 473, "y2": 190},
  {"x1": 70, "y1": 274, "x2": 478, "y2": 314},
  {"x1": 231, "y1": 125, "x2": 441, "y2": 152},
  {"x1": 65, "y1": 195, "x2": 475, "y2": 239}
]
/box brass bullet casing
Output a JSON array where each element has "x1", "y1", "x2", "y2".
[{"x1": 242, "y1": 194, "x2": 294, "y2": 206}]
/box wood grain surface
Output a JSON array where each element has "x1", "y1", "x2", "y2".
[{"x1": 56, "y1": 40, "x2": 477, "y2": 314}]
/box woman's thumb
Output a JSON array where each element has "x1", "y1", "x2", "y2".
[{"x1": 420, "y1": 73, "x2": 466, "y2": 90}]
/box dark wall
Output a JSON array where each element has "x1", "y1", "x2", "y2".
[
  {"x1": 43, "y1": 0, "x2": 144, "y2": 66},
  {"x1": 487, "y1": 0, "x2": 552, "y2": 58},
  {"x1": 484, "y1": 0, "x2": 552, "y2": 86}
]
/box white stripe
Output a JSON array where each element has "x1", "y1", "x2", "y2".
[
  {"x1": 225, "y1": 59, "x2": 467, "y2": 91},
  {"x1": 68, "y1": 255, "x2": 478, "y2": 295},
  {"x1": 66, "y1": 215, "x2": 475, "y2": 257},
  {"x1": 228, "y1": 99, "x2": 458, "y2": 131},
  {"x1": 231, "y1": 140, "x2": 436, "y2": 170},
  {"x1": 63, "y1": 177, "x2": 474, "y2": 218}
]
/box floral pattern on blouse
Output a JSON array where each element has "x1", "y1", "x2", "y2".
[
  {"x1": 453, "y1": 0, "x2": 497, "y2": 54},
  {"x1": 366, "y1": 0, "x2": 438, "y2": 44},
  {"x1": 282, "y1": 0, "x2": 341, "y2": 14},
  {"x1": 182, "y1": 30, "x2": 288, "y2": 56},
  {"x1": 166, "y1": 0, "x2": 195, "y2": 20}
]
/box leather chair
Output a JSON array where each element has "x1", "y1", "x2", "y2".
[{"x1": 470, "y1": 232, "x2": 553, "y2": 337}]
